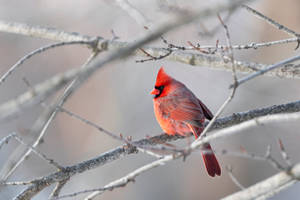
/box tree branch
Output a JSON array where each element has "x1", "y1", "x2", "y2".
[
  {"x1": 2, "y1": 2, "x2": 299, "y2": 80},
  {"x1": 9, "y1": 100, "x2": 300, "y2": 199},
  {"x1": 0, "y1": 50, "x2": 100, "y2": 182},
  {"x1": 232, "y1": 54, "x2": 300, "y2": 88},
  {"x1": 0, "y1": 0, "x2": 252, "y2": 124},
  {"x1": 0, "y1": 40, "x2": 94, "y2": 86},
  {"x1": 222, "y1": 164, "x2": 300, "y2": 200}
]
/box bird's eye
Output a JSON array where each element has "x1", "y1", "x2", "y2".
[
  {"x1": 155, "y1": 85, "x2": 164, "y2": 91},
  {"x1": 153, "y1": 85, "x2": 164, "y2": 98}
]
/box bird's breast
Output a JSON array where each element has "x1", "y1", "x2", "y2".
[{"x1": 153, "y1": 100, "x2": 190, "y2": 135}]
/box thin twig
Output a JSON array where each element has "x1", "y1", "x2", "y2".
[
  {"x1": 226, "y1": 165, "x2": 245, "y2": 190},
  {"x1": 243, "y1": 5, "x2": 300, "y2": 48},
  {"x1": 12, "y1": 2, "x2": 253, "y2": 198},
  {"x1": 264, "y1": 145, "x2": 285, "y2": 171},
  {"x1": 168, "y1": 37, "x2": 298, "y2": 52},
  {"x1": 0, "y1": 180, "x2": 33, "y2": 186},
  {"x1": 86, "y1": 110, "x2": 300, "y2": 199},
  {"x1": 219, "y1": 148, "x2": 279, "y2": 165},
  {"x1": 49, "y1": 178, "x2": 70, "y2": 199},
  {"x1": 278, "y1": 139, "x2": 293, "y2": 167},
  {"x1": 13, "y1": 103, "x2": 300, "y2": 199},
  {"x1": 0, "y1": 1, "x2": 251, "y2": 123},
  {"x1": 0, "y1": 41, "x2": 94, "y2": 86},
  {"x1": 59, "y1": 107, "x2": 180, "y2": 156},
  {"x1": 222, "y1": 163, "x2": 300, "y2": 200},
  {"x1": 192, "y1": 111, "x2": 300, "y2": 151},
  {"x1": 115, "y1": 0, "x2": 150, "y2": 27},
  {"x1": 231, "y1": 54, "x2": 300, "y2": 88},
  {"x1": 0, "y1": 133, "x2": 16, "y2": 151},
  {"x1": 84, "y1": 156, "x2": 174, "y2": 199},
  {"x1": 198, "y1": 14, "x2": 238, "y2": 141},
  {"x1": 0, "y1": 50, "x2": 100, "y2": 182},
  {"x1": 136, "y1": 48, "x2": 172, "y2": 63},
  {"x1": 198, "y1": 9, "x2": 235, "y2": 37},
  {"x1": 2, "y1": 16, "x2": 300, "y2": 79},
  {"x1": 12, "y1": 134, "x2": 63, "y2": 169},
  {"x1": 187, "y1": 41, "x2": 210, "y2": 54}
]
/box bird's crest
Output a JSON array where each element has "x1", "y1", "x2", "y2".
[{"x1": 155, "y1": 67, "x2": 173, "y2": 86}]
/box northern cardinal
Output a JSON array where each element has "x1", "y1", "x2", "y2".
[{"x1": 150, "y1": 67, "x2": 221, "y2": 177}]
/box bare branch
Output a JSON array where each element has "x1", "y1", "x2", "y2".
[
  {"x1": 12, "y1": 134, "x2": 63, "y2": 170},
  {"x1": 115, "y1": 0, "x2": 150, "y2": 27},
  {"x1": 49, "y1": 178, "x2": 69, "y2": 199},
  {"x1": 84, "y1": 108, "x2": 300, "y2": 199},
  {"x1": 0, "y1": 133, "x2": 16, "y2": 151},
  {"x1": 0, "y1": 41, "x2": 94, "y2": 86},
  {"x1": 171, "y1": 37, "x2": 298, "y2": 51},
  {"x1": 198, "y1": 13, "x2": 238, "y2": 140},
  {"x1": 59, "y1": 107, "x2": 169, "y2": 157},
  {"x1": 222, "y1": 163, "x2": 300, "y2": 200},
  {"x1": 85, "y1": 111, "x2": 300, "y2": 200},
  {"x1": 232, "y1": 54, "x2": 300, "y2": 88},
  {"x1": 52, "y1": 180, "x2": 130, "y2": 199},
  {"x1": 136, "y1": 47, "x2": 172, "y2": 63},
  {"x1": 226, "y1": 165, "x2": 245, "y2": 190},
  {"x1": 1, "y1": 180, "x2": 33, "y2": 186},
  {"x1": 192, "y1": 111, "x2": 300, "y2": 151},
  {"x1": 222, "y1": 37, "x2": 298, "y2": 50},
  {"x1": 0, "y1": 50, "x2": 100, "y2": 182},
  {"x1": 198, "y1": 9, "x2": 235, "y2": 37},
  {"x1": 11, "y1": 100, "x2": 300, "y2": 199},
  {"x1": 278, "y1": 139, "x2": 293, "y2": 167},
  {"x1": 264, "y1": 145, "x2": 285, "y2": 171},
  {"x1": 10, "y1": 1, "x2": 254, "y2": 198},
  {"x1": 243, "y1": 5, "x2": 300, "y2": 39},
  {"x1": 0, "y1": 0, "x2": 252, "y2": 122},
  {"x1": 2, "y1": 3, "x2": 300, "y2": 80},
  {"x1": 84, "y1": 155, "x2": 175, "y2": 199}
]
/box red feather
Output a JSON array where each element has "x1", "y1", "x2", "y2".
[{"x1": 151, "y1": 67, "x2": 221, "y2": 177}]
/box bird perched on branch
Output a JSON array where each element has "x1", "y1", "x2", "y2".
[{"x1": 150, "y1": 67, "x2": 221, "y2": 177}]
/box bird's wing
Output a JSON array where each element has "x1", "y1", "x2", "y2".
[
  {"x1": 197, "y1": 99, "x2": 214, "y2": 120},
  {"x1": 159, "y1": 95, "x2": 205, "y2": 122}
]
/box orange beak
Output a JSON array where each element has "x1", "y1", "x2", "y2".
[{"x1": 150, "y1": 88, "x2": 160, "y2": 95}]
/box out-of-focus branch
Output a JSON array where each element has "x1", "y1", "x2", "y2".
[
  {"x1": 115, "y1": 0, "x2": 150, "y2": 27},
  {"x1": 0, "y1": 51, "x2": 100, "y2": 182},
  {"x1": 0, "y1": 133, "x2": 16, "y2": 150},
  {"x1": 226, "y1": 165, "x2": 246, "y2": 190},
  {"x1": 1, "y1": 3, "x2": 300, "y2": 80},
  {"x1": 0, "y1": 0, "x2": 252, "y2": 124},
  {"x1": 9, "y1": 100, "x2": 300, "y2": 199},
  {"x1": 222, "y1": 163, "x2": 300, "y2": 200},
  {"x1": 6, "y1": 1, "x2": 252, "y2": 199},
  {"x1": 243, "y1": 5, "x2": 300, "y2": 39},
  {"x1": 0, "y1": 40, "x2": 95, "y2": 86}
]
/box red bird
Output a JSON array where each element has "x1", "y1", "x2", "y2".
[{"x1": 150, "y1": 67, "x2": 221, "y2": 177}]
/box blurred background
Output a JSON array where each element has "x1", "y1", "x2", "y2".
[{"x1": 0, "y1": 0, "x2": 300, "y2": 199}]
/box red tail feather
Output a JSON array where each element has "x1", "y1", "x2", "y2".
[{"x1": 201, "y1": 144, "x2": 221, "y2": 177}]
